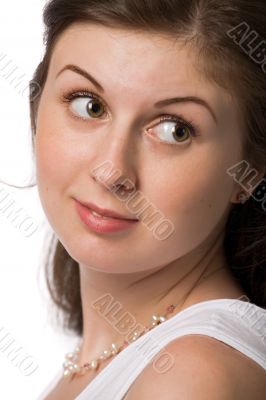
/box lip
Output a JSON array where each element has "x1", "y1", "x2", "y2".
[
  {"x1": 74, "y1": 199, "x2": 139, "y2": 233},
  {"x1": 76, "y1": 200, "x2": 138, "y2": 221}
]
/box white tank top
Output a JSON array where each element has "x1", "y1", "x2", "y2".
[{"x1": 38, "y1": 298, "x2": 266, "y2": 400}]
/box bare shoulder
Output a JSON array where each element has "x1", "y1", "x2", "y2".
[{"x1": 124, "y1": 334, "x2": 266, "y2": 400}]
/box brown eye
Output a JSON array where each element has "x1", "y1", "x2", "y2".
[
  {"x1": 148, "y1": 118, "x2": 196, "y2": 145},
  {"x1": 86, "y1": 99, "x2": 105, "y2": 118},
  {"x1": 172, "y1": 125, "x2": 191, "y2": 142},
  {"x1": 70, "y1": 97, "x2": 106, "y2": 119}
]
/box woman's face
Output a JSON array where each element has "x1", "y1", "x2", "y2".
[{"x1": 35, "y1": 23, "x2": 243, "y2": 273}]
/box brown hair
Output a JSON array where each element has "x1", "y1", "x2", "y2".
[{"x1": 29, "y1": 0, "x2": 266, "y2": 335}]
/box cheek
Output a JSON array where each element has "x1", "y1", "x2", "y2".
[
  {"x1": 34, "y1": 106, "x2": 81, "y2": 229},
  {"x1": 35, "y1": 89, "x2": 79, "y2": 189},
  {"x1": 35, "y1": 100, "x2": 82, "y2": 194},
  {"x1": 35, "y1": 128, "x2": 68, "y2": 195},
  {"x1": 141, "y1": 147, "x2": 236, "y2": 252}
]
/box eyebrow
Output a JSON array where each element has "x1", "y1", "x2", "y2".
[
  {"x1": 56, "y1": 64, "x2": 104, "y2": 93},
  {"x1": 56, "y1": 64, "x2": 217, "y2": 123}
]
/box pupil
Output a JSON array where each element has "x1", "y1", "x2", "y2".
[
  {"x1": 174, "y1": 126, "x2": 188, "y2": 141},
  {"x1": 87, "y1": 100, "x2": 102, "y2": 117}
]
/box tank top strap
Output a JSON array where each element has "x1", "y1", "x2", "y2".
[{"x1": 76, "y1": 298, "x2": 266, "y2": 400}]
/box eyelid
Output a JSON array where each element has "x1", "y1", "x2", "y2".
[
  {"x1": 61, "y1": 87, "x2": 108, "y2": 108},
  {"x1": 60, "y1": 87, "x2": 109, "y2": 119},
  {"x1": 154, "y1": 115, "x2": 198, "y2": 135},
  {"x1": 61, "y1": 86, "x2": 105, "y2": 101}
]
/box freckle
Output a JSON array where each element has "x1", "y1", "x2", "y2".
[{"x1": 209, "y1": 204, "x2": 212, "y2": 208}]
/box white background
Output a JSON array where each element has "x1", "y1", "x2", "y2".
[{"x1": 0, "y1": 1, "x2": 78, "y2": 399}]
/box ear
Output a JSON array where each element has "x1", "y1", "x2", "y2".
[
  {"x1": 230, "y1": 189, "x2": 250, "y2": 204},
  {"x1": 230, "y1": 168, "x2": 265, "y2": 204}
]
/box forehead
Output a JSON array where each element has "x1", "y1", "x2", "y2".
[{"x1": 48, "y1": 22, "x2": 233, "y2": 109}]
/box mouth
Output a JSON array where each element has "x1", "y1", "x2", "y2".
[
  {"x1": 75, "y1": 199, "x2": 139, "y2": 221},
  {"x1": 74, "y1": 198, "x2": 139, "y2": 233}
]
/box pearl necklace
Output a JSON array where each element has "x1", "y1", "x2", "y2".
[{"x1": 63, "y1": 303, "x2": 177, "y2": 379}]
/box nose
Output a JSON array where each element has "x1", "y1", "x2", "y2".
[{"x1": 90, "y1": 125, "x2": 138, "y2": 196}]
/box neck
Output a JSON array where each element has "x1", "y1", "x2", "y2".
[{"x1": 77, "y1": 228, "x2": 239, "y2": 364}]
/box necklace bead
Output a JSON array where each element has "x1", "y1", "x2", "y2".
[
  {"x1": 62, "y1": 303, "x2": 177, "y2": 379},
  {"x1": 90, "y1": 360, "x2": 99, "y2": 370}
]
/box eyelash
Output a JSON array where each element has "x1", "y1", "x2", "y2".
[{"x1": 60, "y1": 87, "x2": 200, "y2": 138}]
